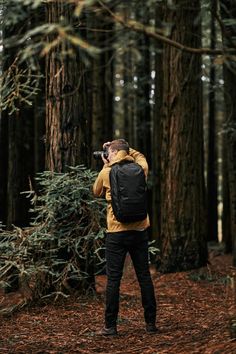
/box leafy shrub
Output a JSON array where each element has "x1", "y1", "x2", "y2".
[{"x1": 0, "y1": 166, "x2": 106, "y2": 304}]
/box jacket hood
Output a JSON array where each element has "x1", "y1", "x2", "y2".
[{"x1": 108, "y1": 150, "x2": 134, "y2": 167}]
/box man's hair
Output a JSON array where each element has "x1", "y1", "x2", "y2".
[{"x1": 109, "y1": 139, "x2": 129, "y2": 152}]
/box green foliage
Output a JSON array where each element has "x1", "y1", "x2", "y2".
[
  {"x1": 188, "y1": 269, "x2": 232, "y2": 285},
  {"x1": 1, "y1": 0, "x2": 101, "y2": 113},
  {"x1": 0, "y1": 165, "x2": 106, "y2": 307},
  {"x1": 148, "y1": 240, "x2": 160, "y2": 257}
]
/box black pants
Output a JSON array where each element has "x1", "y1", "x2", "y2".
[{"x1": 105, "y1": 230, "x2": 156, "y2": 328}]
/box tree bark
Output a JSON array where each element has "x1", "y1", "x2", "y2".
[
  {"x1": 160, "y1": 0, "x2": 207, "y2": 272},
  {"x1": 1, "y1": 4, "x2": 35, "y2": 228},
  {"x1": 45, "y1": 2, "x2": 87, "y2": 171},
  {"x1": 207, "y1": 0, "x2": 218, "y2": 242},
  {"x1": 135, "y1": 4, "x2": 151, "y2": 162},
  {"x1": 220, "y1": 0, "x2": 236, "y2": 262},
  {"x1": 89, "y1": 9, "x2": 114, "y2": 170},
  {"x1": 123, "y1": 6, "x2": 137, "y2": 148},
  {"x1": 7, "y1": 110, "x2": 35, "y2": 227},
  {"x1": 45, "y1": 1, "x2": 95, "y2": 291},
  {"x1": 0, "y1": 112, "x2": 8, "y2": 225},
  {"x1": 152, "y1": 2, "x2": 164, "y2": 243},
  {"x1": 33, "y1": 7, "x2": 46, "y2": 176}
]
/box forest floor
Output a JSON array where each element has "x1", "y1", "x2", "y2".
[{"x1": 0, "y1": 252, "x2": 236, "y2": 354}]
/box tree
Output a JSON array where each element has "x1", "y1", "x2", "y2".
[
  {"x1": 207, "y1": 0, "x2": 218, "y2": 242},
  {"x1": 0, "y1": 18, "x2": 8, "y2": 224},
  {"x1": 151, "y1": 1, "x2": 164, "y2": 242},
  {"x1": 32, "y1": 5, "x2": 46, "y2": 176},
  {"x1": 1, "y1": 2, "x2": 36, "y2": 228},
  {"x1": 122, "y1": 4, "x2": 137, "y2": 147},
  {"x1": 159, "y1": 0, "x2": 208, "y2": 272},
  {"x1": 45, "y1": 1, "x2": 99, "y2": 172},
  {"x1": 135, "y1": 2, "x2": 151, "y2": 162},
  {"x1": 220, "y1": 0, "x2": 236, "y2": 263},
  {"x1": 88, "y1": 4, "x2": 114, "y2": 170},
  {"x1": 0, "y1": 110, "x2": 8, "y2": 225}
]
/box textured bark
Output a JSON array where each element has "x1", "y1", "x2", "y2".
[
  {"x1": 113, "y1": 4, "x2": 127, "y2": 140},
  {"x1": 222, "y1": 146, "x2": 232, "y2": 252},
  {"x1": 207, "y1": 0, "x2": 218, "y2": 242},
  {"x1": 220, "y1": 0, "x2": 236, "y2": 263},
  {"x1": 135, "y1": 4, "x2": 151, "y2": 162},
  {"x1": 33, "y1": 8, "x2": 46, "y2": 176},
  {"x1": 7, "y1": 111, "x2": 34, "y2": 227},
  {"x1": 2, "y1": 6, "x2": 35, "y2": 228},
  {"x1": 122, "y1": 5, "x2": 138, "y2": 147},
  {"x1": 34, "y1": 77, "x2": 46, "y2": 175},
  {"x1": 45, "y1": 2, "x2": 95, "y2": 291},
  {"x1": 89, "y1": 11, "x2": 114, "y2": 170},
  {"x1": 152, "y1": 3, "x2": 164, "y2": 242},
  {"x1": 0, "y1": 11, "x2": 8, "y2": 222},
  {"x1": 0, "y1": 112, "x2": 8, "y2": 225},
  {"x1": 45, "y1": 2, "x2": 86, "y2": 172},
  {"x1": 123, "y1": 45, "x2": 136, "y2": 146},
  {"x1": 160, "y1": 0, "x2": 207, "y2": 272}
]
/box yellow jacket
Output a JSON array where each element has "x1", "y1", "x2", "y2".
[{"x1": 93, "y1": 148, "x2": 150, "y2": 232}]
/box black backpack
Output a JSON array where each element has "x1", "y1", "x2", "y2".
[{"x1": 109, "y1": 161, "x2": 147, "y2": 223}]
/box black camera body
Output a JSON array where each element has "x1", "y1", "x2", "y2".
[{"x1": 93, "y1": 148, "x2": 108, "y2": 160}]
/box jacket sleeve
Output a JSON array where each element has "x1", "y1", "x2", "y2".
[
  {"x1": 93, "y1": 168, "x2": 106, "y2": 197},
  {"x1": 129, "y1": 148, "x2": 149, "y2": 176}
]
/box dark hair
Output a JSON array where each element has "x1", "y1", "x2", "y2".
[{"x1": 109, "y1": 139, "x2": 129, "y2": 152}]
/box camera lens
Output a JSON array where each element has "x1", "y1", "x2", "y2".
[
  {"x1": 93, "y1": 151, "x2": 103, "y2": 160},
  {"x1": 93, "y1": 149, "x2": 108, "y2": 160}
]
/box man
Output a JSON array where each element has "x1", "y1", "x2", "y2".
[{"x1": 93, "y1": 139, "x2": 157, "y2": 336}]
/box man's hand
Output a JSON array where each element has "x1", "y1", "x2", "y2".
[
  {"x1": 103, "y1": 141, "x2": 111, "y2": 150},
  {"x1": 102, "y1": 153, "x2": 108, "y2": 164},
  {"x1": 102, "y1": 141, "x2": 111, "y2": 164}
]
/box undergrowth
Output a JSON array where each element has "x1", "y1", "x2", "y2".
[{"x1": 0, "y1": 166, "x2": 106, "y2": 312}]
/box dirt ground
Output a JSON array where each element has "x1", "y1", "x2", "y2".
[{"x1": 0, "y1": 253, "x2": 236, "y2": 354}]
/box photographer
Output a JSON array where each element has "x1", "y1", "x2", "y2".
[{"x1": 93, "y1": 139, "x2": 157, "y2": 336}]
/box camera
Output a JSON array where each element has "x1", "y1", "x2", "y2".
[{"x1": 93, "y1": 148, "x2": 109, "y2": 160}]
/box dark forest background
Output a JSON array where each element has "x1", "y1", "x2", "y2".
[{"x1": 1, "y1": 0, "x2": 236, "y2": 281}]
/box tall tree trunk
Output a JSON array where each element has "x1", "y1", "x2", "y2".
[
  {"x1": 152, "y1": 2, "x2": 164, "y2": 243},
  {"x1": 45, "y1": 1, "x2": 95, "y2": 290},
  {"x1": 89, "y1": 9, "x2": 114, "y2": 170},
  {"x1": 207, "y1": 0, "x2": 218, "y2": 242},
  {"x1": 220, "y1": 0, "x2": 236, "y2": 262},
  {"x1": 0, "y1": 112, "x2": 8, "y2": 225},
  {"x1": 0, "y1": 11, "x2": 8, "y2": 222},
  {"x1": 7, "y1": 108, "x2": 35, "y2": 227},
  {"x1": 135, "y1": 4, "x2": 151, "y2": 162},
  {"x1": 34, "y1": 75, "x2": 46, "y2": 175},
  {"x1": 113, "y1": 3, "x2": 127, "y2": 140},
  {"x1": 45, "y1": 2, "x2": 87, "y2": 171},
  {"x1": 160, "y1": 0, "x2": 207, "y2": 272},
  {"x1": 0, "y1": 0, "x2": 9, "y2": 226},
  {"x1": 123, "y1": 6, "x2": 137, "y2": 147},
  {"x1": 2, "y1": 4, "x2": 35, "y2": 228},
  {"x1": 33, "y1": 7, "x2": 46, "y2": 176}
]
